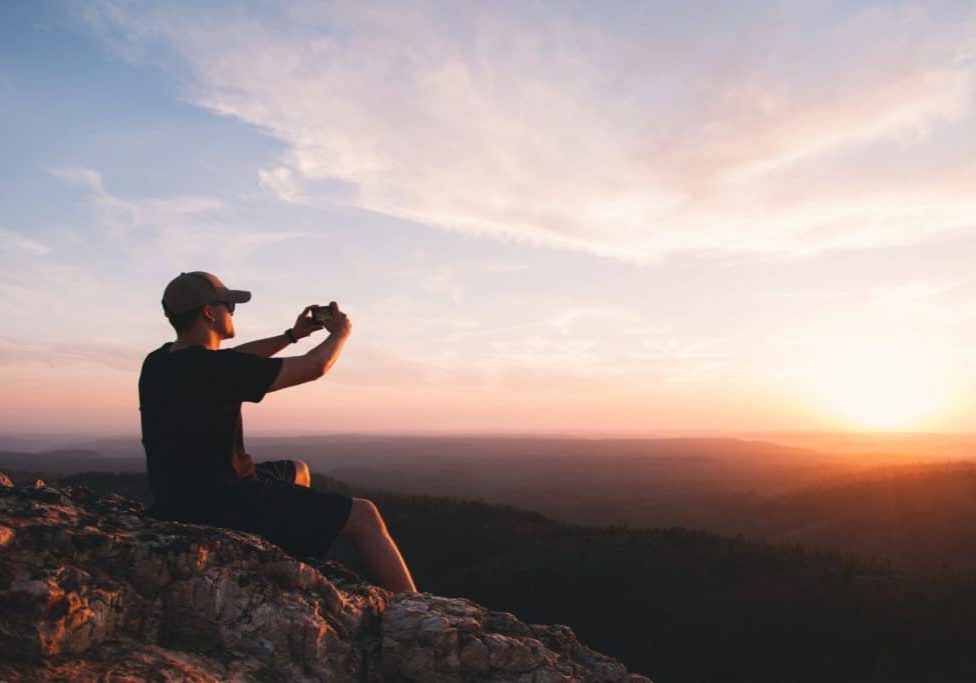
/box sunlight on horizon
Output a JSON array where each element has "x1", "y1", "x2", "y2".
[{"x1": 813, "y1": 337, "x2": 953, "y2": 432}]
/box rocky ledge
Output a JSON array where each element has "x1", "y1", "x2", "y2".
[{"x1": 0, "y1": 473, "x2": 651, "y2": 682}]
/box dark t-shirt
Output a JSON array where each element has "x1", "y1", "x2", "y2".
[{"x1": 138, "y1": 342, "x2": 283, "y2": 513}]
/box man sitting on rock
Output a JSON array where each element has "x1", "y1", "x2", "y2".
[{"x1": 138, "y1": 271, "x2": 416, "y2": 594}]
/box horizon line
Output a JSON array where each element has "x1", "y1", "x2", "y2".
[{"x1": 2, "y1": 428, "x2": 975, "y2": 442}]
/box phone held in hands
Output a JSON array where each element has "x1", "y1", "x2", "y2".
[{"x1": 310, "y1": 303, "x2": 338, "y2": 325}]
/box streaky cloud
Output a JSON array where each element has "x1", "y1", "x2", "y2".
[{"x1": 77, "y1": 1, "x2": 976, "y2": 264}]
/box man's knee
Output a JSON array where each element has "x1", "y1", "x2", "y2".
[
  {"x1": 342, "y1": 498, "x2": 388, "y2": 537},
  {"x1": 292, "y1": 460, "x2": 311, "y2": 487}
]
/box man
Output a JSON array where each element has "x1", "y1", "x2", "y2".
[{"x1": 138, "y1": 271, "x2": 416, "y2": 594}]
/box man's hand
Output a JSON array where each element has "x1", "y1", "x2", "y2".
[
  {"x1": 321, "y1": 301, "x2": 352, "y2": 339},
  {"x1": 293, "y1": 305, "x2": 326, "y2": 340},
  {"x1": 269, "y1": 304, "x2": 352, "y2": 393}
]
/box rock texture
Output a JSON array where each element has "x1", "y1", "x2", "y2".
[{"x1": 0, "y1": 473, "x2": 651, "y2": 682}]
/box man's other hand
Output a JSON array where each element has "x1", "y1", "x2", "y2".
[
  {"x1": 322, "y1": 301, "x2": 352, "y2": 339},
  {"x1": 269, "y1": 302, "x2": 352, "y2": 393},
  {"x1": 294, "y1": 305, "x2": 326, "y2": 339}
]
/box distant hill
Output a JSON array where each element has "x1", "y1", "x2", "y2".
[
  {"x1": 0, "y1": 450, "x2": 142, "y2": 480},
  {"x1": 45, "y1": 456, "x2": 976, "y2": 572},
  {"x1": 729, "y1": 461, "x2": 976, "y2": 572},
  {"x1": 10, "y1": 436, "x2": 976, "y2": 573},
  {"x1": 248, "y1": 435, "x2": 867, "y2": 522}
]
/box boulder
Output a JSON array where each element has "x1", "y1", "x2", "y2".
[{"x1": 0, "y1": 472, "x2": 652, "y2": 682}]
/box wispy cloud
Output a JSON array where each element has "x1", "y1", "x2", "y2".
[
  {"x1": 0, "y1": 228, "x2": 51, "y2": 256},
  {"x1": 630, "y1": 338, "x2": 728, "y2": 362},
  {"x1": 258, "y1": 167, "x2": 305, "y2": 204},
  {"x1": 0, "y1": 336, "x2": 144, "y2": 373},
  {"x1": 82, "y1": 1, "x2": 976, "y2": 262},
  {"x1": 762, "y1": 289, "x2": 852, "y2": 300},
  {"x1": 50, "y1": 166, "x2": 224, "y2": 239},
  {"x1": 234, "y1": 230, "x2": 321, "y2": 247},
  {"x1": 422, "y1": 268, "x2": 464, "y2": 304},
  {"x1": 871, "y1": 279, "x2": 964, "y2": 318},
  {"x1": 50, "y1": 166, "x2": 105, "y2": 193},
  {"x1": 334, "y1": 342, "x2": 486, "y2": 387},
  {"x1": 46, "y1": 165, "x2": 319, "y2": 271},
  {"x1": 547, "y1": 307, "x2": 655, "y2": 336}
]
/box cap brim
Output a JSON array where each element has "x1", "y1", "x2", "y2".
[{"x1": 226, "y1": 289, "x2": 251, "y2": 304}]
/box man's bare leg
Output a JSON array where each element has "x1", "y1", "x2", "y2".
[
  {"x1": 296, "y1": 464, "x2": 414, "y2": 591},
  {"x1": 341, "y1": 498, "x2": 417, "y2": 594},
  {"x1": 292, "y1": 460, "x2": 311, "y2": 487}
]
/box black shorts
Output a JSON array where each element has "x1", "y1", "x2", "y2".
[
  {"x1": 252, "y1": 459, "x2": 299, "y2": 484},
  {"x1": 228, "y1": 460, "x2": 354, "y2": 558},
  {"x1": 151, "y1": 460, "x2": 354, "y2": 559}
]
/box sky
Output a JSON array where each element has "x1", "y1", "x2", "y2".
[{"x1": 1, "y1": 1, "x2": 974, "y2": 438}]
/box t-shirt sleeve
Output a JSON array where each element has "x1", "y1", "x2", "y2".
[{"x1": 214, "y1": 350, "x2": 285, "y2": 403}]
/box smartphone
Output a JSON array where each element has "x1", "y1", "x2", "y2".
[{"x1": 310, "y1": 303, "x2": 337, "y2": 324}]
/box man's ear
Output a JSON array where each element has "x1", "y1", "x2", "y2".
[{"x1": 202, "y1": 304, "x2": 216, "y2": 324}]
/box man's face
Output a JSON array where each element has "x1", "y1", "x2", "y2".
[{"x1": 204, "y1": 302, "x2": 235, "y2": 339}]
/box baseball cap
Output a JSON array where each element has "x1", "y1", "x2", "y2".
[{"x1": 161, "y1": 271, "x2": 252, "y2": 316}]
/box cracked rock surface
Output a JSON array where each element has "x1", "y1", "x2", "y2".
[{"x1": 0, "y1": 473, "x2": 651, "y2": 682}]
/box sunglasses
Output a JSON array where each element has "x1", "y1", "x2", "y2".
[{"x1": 183, "y1": 273, "x2": 237, "y2": 315}]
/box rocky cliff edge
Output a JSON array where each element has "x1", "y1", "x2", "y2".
[{"x1": 0, "y1": 472, "x2": 651, "y2": 682}]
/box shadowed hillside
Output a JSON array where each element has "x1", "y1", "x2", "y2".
[
  {"x1": 8, "y1": 438, "x2": 976, "y2": 572},
  {"x1": 733, "y1": 461, "x2": 976, "y2": 572}
]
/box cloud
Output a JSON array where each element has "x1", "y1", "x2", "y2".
[
  {"x1": 422, "y1": 268, "x2": 463, "y2": 304},
  {"x1": 83, "y1": 2, "x2": 976, "y2": 261},
  {"x1": 0, "y1": 337, "x2": 144, "y2": 373},
  {"x1": 547, "y1": 307, "x2": 654, "y2": 335},
  {"x1": 0, "y1": 228, "x2": 51, "y2": 256},
  {"x1": 50, "y1": 165, "x2": 224, "y2": 241},
  {"x1": 871, "y1": 279, "x2": 963, "y2": 317},
  {"x1": 868, "y1": 277, "x2": 976, "y2": 326},
  {"x1": 46, "y1": 165, "x2": 315, "y2": 268},
  {"x1": 334, "y1": 341, "x2": 486, "y2": 387},
  {"x1": 258, "y1": 167, "x2": 304, "y2": 203},
  {"x1": 761, "y1": 289, "x2": 851, "y2": 300},
  {"x1": 50, "y1": 167, "x2": 105, "y2": 193},
  {"x1": 234, "y1": 230, "x2": 321, "y2": 246},
  {"x1": 629, "y1": 338, "x2": 727, "y2": 362}
]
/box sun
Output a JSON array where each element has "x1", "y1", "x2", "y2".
[{"x1": 814, "y1": 338, "x2": 948, "y2": 431}]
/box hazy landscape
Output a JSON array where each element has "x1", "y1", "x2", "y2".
[
  {"x1": 4, "y1": 431, "x2": 976, "y2": 681},
  {"x1": 6, "y1": 432, "x2": 976, "y2": 573}
]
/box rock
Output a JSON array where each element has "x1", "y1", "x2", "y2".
[
  {"x1": 0, "y1": 471, "x2": 652, "y2": 681},
  {"x1": 459, "y1": 635, "x2": 490, "y2": 670},
  {"x1": 380, "y1": 594, "x2": 638, "y2": 680}
]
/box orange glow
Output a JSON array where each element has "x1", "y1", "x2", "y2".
[
  {"x1": 0, "y1": 344, "x2": 966, "y2": 438},
  {"x1": 813, "y1": 338, "x2": 950, "y2": 431}
]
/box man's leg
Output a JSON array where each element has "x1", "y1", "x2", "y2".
[
  {"x1": 292, "y1": 460, "x2": 311, "y2": 488},
  {"x1": 340, "y1": 498, "x2": 417, "y2": 594}
]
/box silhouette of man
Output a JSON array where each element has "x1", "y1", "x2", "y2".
[{"x1": 138, "y1": 271, "x2": 416, "y2": 593}]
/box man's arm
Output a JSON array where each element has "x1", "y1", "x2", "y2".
[
  {"x1": 232, "y1": 333, "x2": 291, "y2": 358},
  {"x1": 232, "y1": 306, "x2": 324, "y2": 357},
  {"x1": 267, "y1": 309, "x2": 352, "y2": 392}
]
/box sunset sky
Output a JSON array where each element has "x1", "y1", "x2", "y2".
[{"x1": 1, "y1": 1, "x2": 974, "y2": 438}]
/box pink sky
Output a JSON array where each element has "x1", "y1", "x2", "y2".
[{"x1": 2, "y1": 2, "x2": 975, "y2": 438}]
